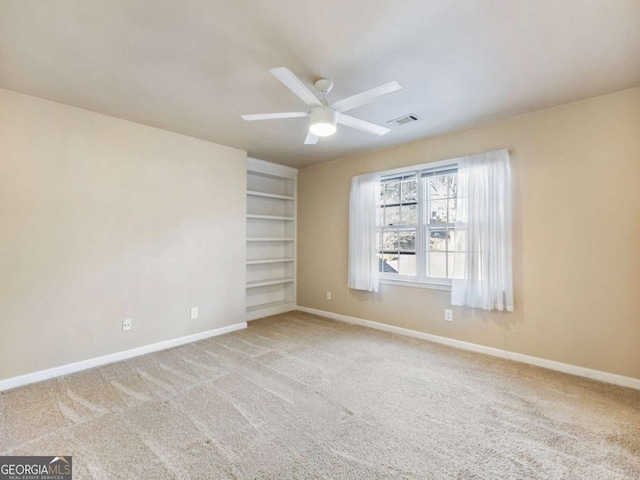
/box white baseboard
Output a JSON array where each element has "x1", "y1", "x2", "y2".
[
  {"x1": 296, "y1": 306, "x2": 640, "y2": 391},
  {"x1": 0, "y1": 322, "x2": 247, "y2": 392}
]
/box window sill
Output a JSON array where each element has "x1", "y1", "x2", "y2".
[{"x1": 379, "y1": 278, "x2": 452, "y2": 291}]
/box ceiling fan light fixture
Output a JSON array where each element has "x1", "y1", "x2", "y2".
[{"x1": 309, "y1": 107, "x2": 337, "y2": 137}]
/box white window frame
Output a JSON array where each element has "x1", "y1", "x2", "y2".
[{"x1": 377, "y1": 157, "x2": 460, "y2": 291}]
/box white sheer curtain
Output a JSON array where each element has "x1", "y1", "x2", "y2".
[
  {"x1": 451, "y1": 149, "x2": 514, "y2": 311},
  {"x1": 348, "y1": 172, "x2": 381, "y2": 292}
]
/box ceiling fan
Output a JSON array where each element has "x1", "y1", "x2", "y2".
[{"x1": 241, "y1": 67, "x2": 402, "y2": 144}]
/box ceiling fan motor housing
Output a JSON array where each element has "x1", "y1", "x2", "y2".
[
  {"x1": 314, "y1": 78, "x2": 334, "y2": 94},
  {"x1": 310, "y1": 107, "x2": 337, "y2": 136}
]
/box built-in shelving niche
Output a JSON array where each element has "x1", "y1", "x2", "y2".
[{"x1": 245, "y1": 158, "x2": 297, "y2": 321}]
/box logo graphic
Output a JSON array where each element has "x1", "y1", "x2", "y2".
[{"x1": 0, "y1": 456, "x2": 72, "y2": 480}]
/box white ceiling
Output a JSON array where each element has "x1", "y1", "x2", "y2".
[{"x1": 1, "y1": 0, "x2": 639, "y2": 168}]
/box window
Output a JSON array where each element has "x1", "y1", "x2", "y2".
[
  {"x1": 350, "y1": 149, "x2": 511, "y2": 303},
  {"x1": 377, "y1": 164, "x2": 460, "y2": 287}
]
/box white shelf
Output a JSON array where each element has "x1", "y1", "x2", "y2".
[
  {"x1": 246, "y1": 237, "x2": 294, "y2": 242},
  {"x1": 246, "y1": 277, "x2": 295, "y2": 288},
  {"x1": 246, "y1": 258, "x2": 295, "y2": 265},
  {"x1": 246, "y1": 301, "x2": 296, "y2": 321},
  {"x1": 247, "y1": 214, "x2": 295, "y2": 221},
  {"x1": 246, "y1": 300, "x2": 293, "y2": 313},
  {"x1": 247, "y1": 190, "x2": 295, "y2": 201}
]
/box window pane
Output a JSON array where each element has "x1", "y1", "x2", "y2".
[
  {"x1": 399, "y1": 230, "x2": 416, "y2": 251},
  {"x1": 380, "y1": 254, "x2": 398, "y2": 273},
  {"x1": 449, "y1": 252, "x2": 465, "y2": 279},
  {"x1": 401, "y1": 204, "x2": 417, "y2": 225},
  {"x1": 447, "y1": 198, "x2": 457, "y2": 223},
  {"x1": 448, "y1": 175, "x2": 457, "y2": 198},
  {"x1": 453, "y1": 228, "x2": 466, "y2": 251},
  {"x1": 384, "y1": 206, "x2": 400, "y2": 226},
  {"x1": 398, "y1": 254, "x2": 416, "y2": 275},
  {"x1": 428, "y1": 252, "x2": 447, "y2": 278},
  {"x1": 383, "y1": 182, "x2": 399, "y2": 204},
  {"x1": 429, "y1": 176, "x2": 448, "y2": 200},
  {"x1": 429, "y1": 229, "x2": 448, "y2": 251},
  {"x1": 429, "y1": 199, "x2": 447, "y2": 224},
  {"x1": 382, "y1": 231, "x2": 398, "y2": 251},
  {"x1": 447, "y1": 229, "x2": 456, "y2": 251},
  {"x1": 401, "y1": 178, "x2": 417, "y2": 203}
]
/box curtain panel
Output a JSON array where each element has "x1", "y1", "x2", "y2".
[
  {"x1": 451, "y1": 149, "x2": 514, "y2": 311},
  {"x1": 348, "y1": 172, "x2": 381, "y2": 292}
]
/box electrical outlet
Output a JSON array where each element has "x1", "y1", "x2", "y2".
[
  {"x1": 444, "y1": 309, "x2": 453, "y2": 322},
  {"x1": 326, "y1": 291, "x2": 331, "y2": 300},
  {"x1": 190, "y1": 307, "x2": 198, "y2": 319},
  {"x1": 122, "y1": 318, "x2": 132, "y2": 331}
]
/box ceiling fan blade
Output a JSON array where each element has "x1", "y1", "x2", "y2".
[
  {"x1": 270, "y1": 67, "x2": 323, "y2": 108},
  {"x1": 241, "y1": 112, "x2": 308, "y2": 121},
  {"x1": 304, "y1": 131, "x2": 319, "y2": 145},
  {"x1": 336, "y1": 113, "x2": 390, "y2": 136},
  {"x1": 330, "y1": 81, "x2": 402, "y2": 113}
]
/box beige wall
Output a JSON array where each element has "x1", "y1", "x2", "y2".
[
  {"x1": 297, "y1": 87, "x2": 640, "y2": 380},
  {"x1": 0, "y1": 89, "x2": 246, "y2": 380}
]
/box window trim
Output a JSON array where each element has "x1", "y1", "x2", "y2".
[
  {"x1": 375, "y1": 156, "x2": 463, "y2": 178},
  {"x1": 377, "y1": 157, "x2": 460, "y2": 290}
]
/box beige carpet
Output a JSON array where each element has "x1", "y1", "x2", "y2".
[{"x1": 1, "y1": 311, "x2": 638, "y2": 479}]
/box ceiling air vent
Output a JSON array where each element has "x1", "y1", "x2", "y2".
[{"x1": 388, "y1": 114, "x2": 420, "y2": 126}]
